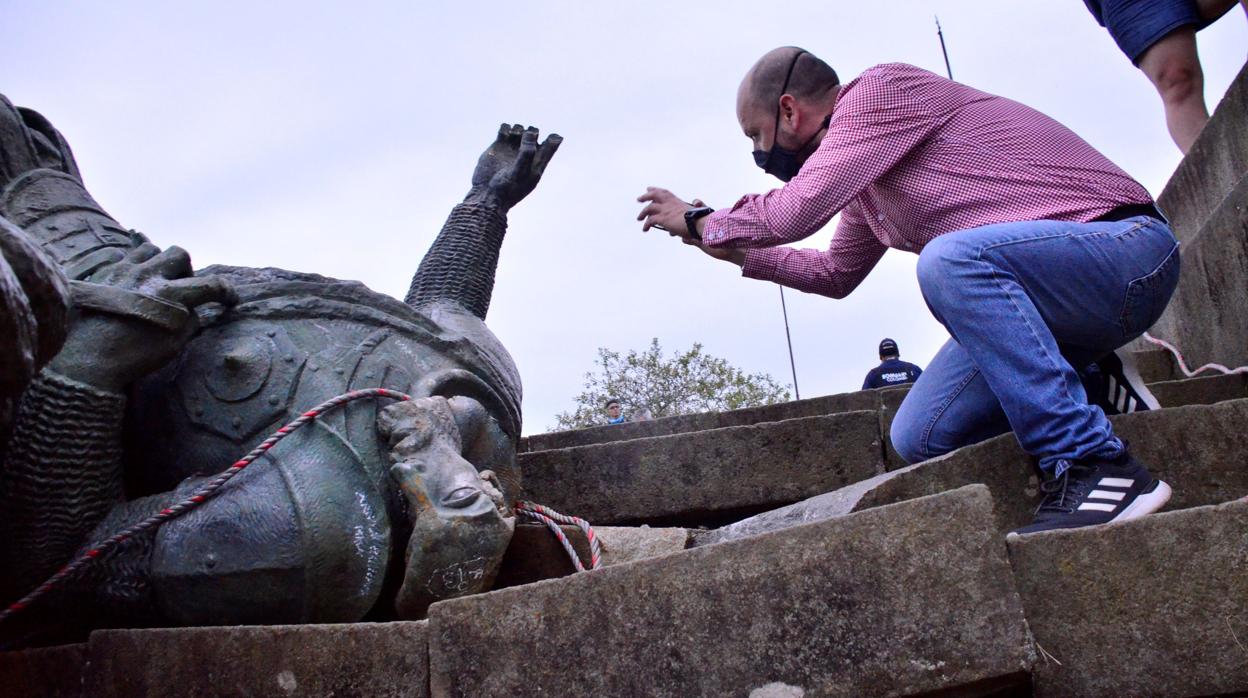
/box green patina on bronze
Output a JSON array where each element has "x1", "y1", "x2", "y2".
[{"x1": 0, "y1": 95, "x2": 561, "y2": 645}]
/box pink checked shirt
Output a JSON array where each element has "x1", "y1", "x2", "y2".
[{"x1": 703, "y1": 63, "x2": 1153, "y2": 298}]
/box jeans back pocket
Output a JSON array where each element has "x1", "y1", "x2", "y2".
[{"x1": 1119, "y1": 242, "x2": 1180, "y2": 341}]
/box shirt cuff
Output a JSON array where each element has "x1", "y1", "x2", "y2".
[
  {"x1": 741, "y1": 248, "x2": 783, "y2": 281},
  {"x1": 702, "y1": 209, "x2": 732, "y2": 246}
]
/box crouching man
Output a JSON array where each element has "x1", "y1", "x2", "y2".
[{"x1": 637, "y1": 47, "x2": 1177, "y2": 535}]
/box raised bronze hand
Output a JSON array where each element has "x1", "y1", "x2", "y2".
[{"x1": 467, "y1": 124, "x2": 562, "y2": 211}]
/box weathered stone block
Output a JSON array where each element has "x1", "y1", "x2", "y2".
[
  {"x1": 1009, "y1": 498, "x2": 1248, "y2": 697},
  {"x1": 520, "y1": 389, "x2": 881, "y2": 452},
  {"x1": 1149, "y1": 372, "x2": 1248, "y2": 408},
  {"x1": 428, "y1": 485, "x2": 1034, "y2": 698},
  {"x1": 878, "y1": 384, "x2": 912, "y2": 469},
  {"x1": 1158, "y1": 60, "x2": 1248, "y2": 244},
  {"x1": 1149, "y1": 172, "x2": 1248, "y2": 369},
  {"x1": 84, "y1": 622, "x2": 428, "y2": 697},
  {"x1": 495, "y1": 523, "x2": 689, "y2": 588},
  {"x1": 1131, "y1": 348, "x2": 1180, "y2": 384},
  {"x1": 700, "y1": 398, "x2": 1248, "y2": 545},
  {"x1": 519, "y1": 411, "x2": 884, "y2": 526},
  {"x1": 0, "y1": 643, "x2": 85, "y2": 698}
]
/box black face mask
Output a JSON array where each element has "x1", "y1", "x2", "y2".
[
  {"x1": 751, "y1": 49, "x2": 832, "y2": 182},
  {"x1": 752, "y1": 114, "x2": 831, "y2": 182}
]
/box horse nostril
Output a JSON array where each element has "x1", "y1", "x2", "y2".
[{"x1": 442, "y1": 486, "x2": 482, "y2": 508}]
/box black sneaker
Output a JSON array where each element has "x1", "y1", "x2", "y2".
[
  {"x1": 1009, "y1": 450, "x2": 1171, "y2": 536},
  {"x1": 1091, "y1": 349, "x2": 1161, "y2": 415}
]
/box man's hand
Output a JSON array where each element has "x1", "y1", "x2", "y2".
[
  {"x1": 636, "y1": 187, "x2": 695, "y2": 237},
  {"x1": 468, "y1": 124, "x2": 562, "y2": 211},
  {"x1": 637, "y1": 188, "x2": 746, "y2": 266},
  {"x1": 49, "y1": 244, "x2": 237, "y2": 391}
]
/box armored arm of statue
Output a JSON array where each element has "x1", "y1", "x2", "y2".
[
  {"x1": 0, "y1": 217, "x2": 69, "y2": 441},
  {"x1": 404, "y1": 124, "x2": 561, "y2": 319},
  {"x1": 0, "y1": 243, "x2": 235, "y2": 616}
]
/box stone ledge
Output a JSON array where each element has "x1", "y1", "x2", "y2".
[
  {"x1": 0, "y1": 643, "x2": 85, "y2": 698},
  {"x1": 84, "y1": 622, "x2": 429, "y2": 698},
  {"x1": 1149, "y1": 371, "x2": 1248, "y2": 408},
  {"x1": 428, "y1": 485, "x2": 1034, "y2": 697},
  {"x1": 521, "y1": 389, "x2": 881, "y2": 452},
  {"x1": 495, "y1": 523, "x2": 690, "y2": 589},
  {"x1": 1009, "y1": 497, "x2": 1248, "y2": 697},
  {"x1": 519, "y1": 411, "x2": 884, "y2": 526},
  {"x1": 1148, "y1": 170, "x2": 1248, "y2": 369},
  {"x1": 1159, "y1": 61, "x2": 1248, "y2": 244},
  {"x1": 699, "y1": 398, "x2": 1248, "y2": 546}
]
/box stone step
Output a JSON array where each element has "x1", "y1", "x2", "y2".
[
  {"x1": 525, "y1": 375, "x2": 1248, "y2": 530},
  {"x1": 1130, "y1": 59, "x2": 1248, "y2": 368},
  {"x1": 1148, "y1": 371, "x2": 1248, "y2": 407},
  {"x1": 427, "y1": 485, "x2": 1034, "y2": 697},
  {"x1": 1157, "y1": 60, "x2": 1248, "y2": 246},
  {"x1": 0, "y1": 643, "x2": 84, "y2": 698},
  {"x1": 518, "y1": 410, "x2": 885, "y2": 526},
  {"x1": 524, "y1": 362, "x2": 1241, "y2": 465},
  {"x1": 698, "y1": 397, "x2": 1248, "y2": 546},
  {"x1": 83, "y1": 622, "x2": 429, "y2": 698},
  {"x1": 495, "y1": 523, "x2": 689, "y2": 589},
  {"x1": 520, "y1": 388, "x2": 885, "y2": 452},
  {"x1": 1009, "y1": 497, "x2": 1248, "y2": 697}
]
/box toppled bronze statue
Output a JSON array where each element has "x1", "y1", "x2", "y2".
[{"x1": 0, "y1": 95, "x2": 560, "y2": 644}]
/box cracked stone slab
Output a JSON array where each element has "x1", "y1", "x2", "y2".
[
  {"x1": 84, "y1": 622, "x2": 428, "y2": 698},
  {"x1": 519, "y1": 411, "x2": 884, "y2": 526},
  {"x1": 698, "y1": 398, "x2": 1248, "y2": 546},
  {"x1": 1009, "y1": 497, "x2": 1248, "y2": 697},
  {"x1": 428, "y1": 485, "x2": 1034, "y2": 697}
]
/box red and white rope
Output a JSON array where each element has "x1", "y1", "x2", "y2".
[
  {"x1": 0, "y1": 388, "x2": 413, "y2": 625},
  {"x1": 0, "y1": 387, "x2": 604, "y2": 626},
  {"x1": 1142, "y1": 332, "x2": 1248, "y2": 378},
  {"x1": 515, "y1": 500, "x2": 603, "y2": 572}
]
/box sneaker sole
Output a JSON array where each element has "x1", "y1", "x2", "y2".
[
  {"x1": 1111, "y1": 350, "x2": 1161, "y2": 411},
  {"x1": 1109, "y1": 479, "x2": 1172, "y2": 524}
]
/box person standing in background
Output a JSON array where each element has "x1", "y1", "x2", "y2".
[{"x1": 862, "y1": 338, "x2": 923, "y2": 390}]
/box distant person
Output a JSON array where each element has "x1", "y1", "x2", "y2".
[
  {"x1": 1083, "y1": 0, "x2": 1247, "y2": 153},
  {"x1": 637, "y1": 47, "x2": 1177, "y2": 536},
  {"x1": 862, "y1": 339, "x2": 923, "y2": 390},
  {"x1": 631, "y1": 408, "x2": 654, "y2": 422},
  {"x1": 604, "y1": 398, "x2": 626, "y2": 425}
]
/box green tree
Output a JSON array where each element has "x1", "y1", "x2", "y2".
[{"x1": 552, "y1": 338, "x2": 791, "y2": 430}]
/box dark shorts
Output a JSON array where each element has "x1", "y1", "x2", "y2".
[{"x1": 1083, "y1": 0, "x2": 1209, "y2": 64}]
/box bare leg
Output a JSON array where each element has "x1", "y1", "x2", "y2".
[{"x1": 1137, "y1": 28, "x2": 1208, "y2": 153}]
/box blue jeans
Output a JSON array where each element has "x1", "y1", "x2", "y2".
[{"x1": 891, "y1": 215, "x2": 1180, "y2": 474}]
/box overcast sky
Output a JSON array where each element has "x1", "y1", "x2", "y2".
[{"x1": 4, "y1": 2, "x2": 1246, "y2": 433}]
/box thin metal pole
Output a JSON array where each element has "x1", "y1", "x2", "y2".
[
  {"x1": 935, "y1": 16, "x2": 954, "y2": 80},
  {"x1": 778, "y1": 286, "x2": 801, "y2": 400}
]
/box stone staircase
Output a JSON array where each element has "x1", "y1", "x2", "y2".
[{"x1": 6, "y1": 63, "x2": 1248, "y2": 698}]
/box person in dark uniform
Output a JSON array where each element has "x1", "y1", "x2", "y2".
[{"x1": 862, "y1": 338, "x2": 923, "y2": 390}]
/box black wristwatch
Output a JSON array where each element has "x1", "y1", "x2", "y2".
[{"x1": 684, "y1": 206, "x2": 714, "y2": 241}]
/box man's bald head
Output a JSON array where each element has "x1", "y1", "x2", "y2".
[{"x1": 738, "y1": 47, "x2": 840, "y2": 118}]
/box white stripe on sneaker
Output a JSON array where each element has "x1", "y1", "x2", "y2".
[
  {"x1": 1088, "y1": 489, "x2": 1126, "y2": 501},
  {"x1": 1078, "y1": 502, "x2": 1117, "y2": 512},
  {"x1": 1098, "y1": 477, "x2": 1135, "y2": 488}
]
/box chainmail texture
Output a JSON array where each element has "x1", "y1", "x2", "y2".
[
  {"x1": 0, "y1": 369, "x2": 125, "y2": 604},
  {"x1": 404, "y1": 203, "x2": 507, "y2": 319}
]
